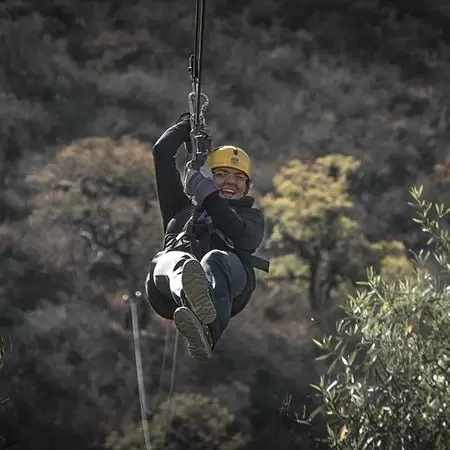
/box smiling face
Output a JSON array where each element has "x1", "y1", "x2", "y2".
[{"x1": 212, "y1": 167, "x2": 249, "y2": 200}]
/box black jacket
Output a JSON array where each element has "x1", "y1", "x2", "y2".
[{"x1": 145, "y1": 117, "x2": 269, "y2": 319}]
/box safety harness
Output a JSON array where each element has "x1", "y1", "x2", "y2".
[{"x1": 182, "y1": 208, "x2": 271, "y2": 272}]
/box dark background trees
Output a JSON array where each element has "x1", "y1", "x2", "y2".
[{"x1": 1, "y1": 0, "x2": 449, "y2": 448}]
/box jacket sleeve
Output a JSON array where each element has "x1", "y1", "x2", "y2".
[
  {"x1": 202, "y1": 192, "x2": 265, "y2": 252},
  {"x1": 152, "y1": 120, "x2": 191, "y2": 231}
]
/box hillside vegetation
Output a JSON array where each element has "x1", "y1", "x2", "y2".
[{"x1": 1, "y1": 0, "x2": 449, "y2": 449}]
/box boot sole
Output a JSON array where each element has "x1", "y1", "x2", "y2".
[
  {"x1": 173, "y1": 307, "x2": 212, "y2": 361},
  {"x1": 181, "y1": 259, "x2": 216, "y2": 324}
]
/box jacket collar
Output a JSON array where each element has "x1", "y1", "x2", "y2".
[{"x1": 227, "y1": 195, "x2": 254, "y2": 208}]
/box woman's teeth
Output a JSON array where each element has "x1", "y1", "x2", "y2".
[{"x1": 221, "y1": 188, "x2": 236, "y2": 195}]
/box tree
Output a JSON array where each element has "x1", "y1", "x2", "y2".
[
  {"x1": 259, "y1": 154, "x2": 413, "y2": 320},
  {"x1": 105, "y1": 393, "x2": 249, "y2": 450},
  {"x1": 25, "y1": 136, "x2": 162, "y2": 325},
  {"x1": 310, "y1": 186, "x2": 450, "y2": 449}
]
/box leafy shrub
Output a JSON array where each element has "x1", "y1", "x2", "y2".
[
  {"x1": 105, "y1": 393, "x2": 249, "y2": 450},
  {"x1": 310, "y1": 186, "x2": 450, "y2": 449}
]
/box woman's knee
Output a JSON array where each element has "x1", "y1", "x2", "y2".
[
  {"x1": 153, "y1": 250, "x2": 193, "y2": 275},
  {"x1": 145, "y1": 273, "x2": 175, "y2": 320},
  {"x1": 201, "y1": 250, "x2": 247, "y2": 296},
  {"x1": 201, "y1": 250, "x2": 235, "y2": 269}
]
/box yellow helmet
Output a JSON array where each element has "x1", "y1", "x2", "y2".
[{"x1": 205, "y1": 145, "x2": 252, "y2": 180}]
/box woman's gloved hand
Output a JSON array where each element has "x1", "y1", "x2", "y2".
[
  {"x1": 175, "y1": 112, "x2": 193, "y2": 150},
  {"x1": 176, "y1": 112, "x2": 191, "y2": 125},
  {"x1": 183, "y1": 161, "x2": 218, "y2": 206}
]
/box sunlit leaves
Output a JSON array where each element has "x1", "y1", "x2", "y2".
[
  {"x1": 105, "y1": 394, "x2": 249, "y2": 450},
  {"x1": 26, "y1": 136, "x2": 157, "y2": 224},
  {"x1": 310, "y1": 189, "x2": 450, "y2": 449},
  {"x1": 260, "y1": 154, "x2": 413, "y2": 313}
]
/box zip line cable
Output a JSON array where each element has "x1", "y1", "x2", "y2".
[{"x1": 192, "y1": 0, "x2": 206, "y2": 128}]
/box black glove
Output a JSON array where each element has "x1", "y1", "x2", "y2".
[
  {"x1": 176, "y1": 112, "x2": 191, "y2": 125},
  {"x1": 175, "y1": 112, "x2": 192, "y2": 151}
]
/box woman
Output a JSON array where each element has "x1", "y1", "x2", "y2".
[{"x1": 145, "y1": 113, "x2": 269, "y2": 360}]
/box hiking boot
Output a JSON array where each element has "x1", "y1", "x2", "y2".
[
  {"x1": 173, "y1": 306, "x2": 213, "y2": 361},
  {"x1": 181, "y1": 259, "x2": 216, "y2": 324}
]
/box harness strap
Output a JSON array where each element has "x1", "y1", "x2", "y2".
[
  {"x1": 182, "y1": 212, "x2": 270, "y2": 272},
  {"x1": 213, "y1": 228, "x2": 271, "y2": 273},
  {"x1": 184, "y1": 207, "x2": 207, "y2": 258},
  {"x1": 232, "y1": 247, "x2": 271, "y2": 273}
]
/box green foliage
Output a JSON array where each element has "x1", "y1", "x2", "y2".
[
  {"x1": 27, "y1": 135, "x2": 157, "y2": 223},
  {"x1": 25, "y1": 136, "x2": 161, "y2": 283},
  {"x1": 260, "y1": 154, "x2": 413, "y2": 315},
  {"x1": 105, "y1": 393, "x2": 249, "y2": 450},
  {"x1": 310, "y1": 186, "x2": 450, "y2": 449},
  {"x1": 0, "y1": 227, "x2": 70, "y2": 312},
  {"x1": 1, "y1": 1, "x2": 449, "y2": 448}
]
